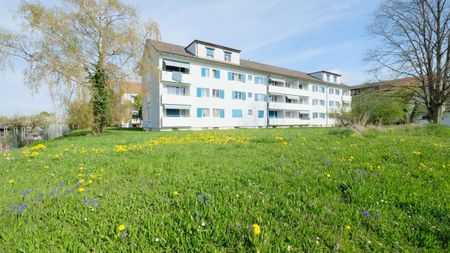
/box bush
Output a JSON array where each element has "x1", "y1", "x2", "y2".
[{"x1": 67, "y1": 100, "x2": 93, "y2": 130}]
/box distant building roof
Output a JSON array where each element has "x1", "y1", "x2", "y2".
[
  {"x1": 121, "y1": 81, "x2": 142, "y2": 95},
  {"x1": 351, "y1": 77, "x2": 420, "y2": 91},
  {"x1": 186, "y1": 40, "x2": 241, "y2": 53},
  {"x1": 309, "y1": 70, "x2": 342, "y2": 77},
  {"x1": 148, "y1": 40, "x2": 350, "y2": 87}
]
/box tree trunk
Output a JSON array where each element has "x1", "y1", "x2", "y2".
[{"x1": 427, "y1": 105, "x2": 443, "y2": 124}]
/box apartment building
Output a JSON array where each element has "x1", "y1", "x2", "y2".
[
  {"x1": 142, "y1": 39, "x2": 351, "y2": 130},
  {"x1": 120, "y1": 82, "x2": 143, "y2": 128}
]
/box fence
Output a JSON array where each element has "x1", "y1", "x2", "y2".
[{"x1": 0, "y1": 124, "x2": 70, "y2": 153}]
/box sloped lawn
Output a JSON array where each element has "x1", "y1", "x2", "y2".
[{"x1": 0, "y1": 125, "x2": 449, "y2": 252}]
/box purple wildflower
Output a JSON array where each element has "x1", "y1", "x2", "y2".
[
  {"x1": 204, "y1": 200, "x2": 210, "y2": 206},
  {"x1": 20, "y1": 189, "x2": 31, "y2": 196},
  {"x1": 82, "y1": 198, "x2": 90, "y2": 204},
  {"x1": 375, "y1": 213, "x2": 380, "y2": 220},
  {"x1": 35, "y1": 194, "x2": 43, "y2": 203},
  {"x1": 440, "y1": 216, "x2": 445, "y2": 222},
  {"x1": 17, "y1": 202, "x2": 27, "y2": 214},
  {"x1": 9, "y1": 204, "x2": 17, "y2": 214},
  {"x1": 362, "y1": 210, "x2": 370, "y2": 218},
  {"x1": 121, "y1": 231, "x2": 127, "y2": 238},
  {"x1": 199, "y1": 192, "x2": 205, "y2": 202},
  {"x1": 76, "y1": 181, "x2": 82, "y2": 187},
  {"x1": 195, "y1": 211, "x2": 199, "y2": 221},
  {"x1": 59, "y1": 182, "x2": 64, "y2": 187}
]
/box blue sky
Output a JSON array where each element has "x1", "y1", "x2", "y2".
[{"x1": 0, "y1": 0, "x2": 382, "y2": 115}]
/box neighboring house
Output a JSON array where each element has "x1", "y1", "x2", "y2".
[
  {"x1": 0, "y1": 125, "x2": 8, "y2": 137},
  {"x1": 351, "y1": 77, "x2": 449, "y2": 112},
  {"x1": 141, "y1": 39, "x2": 352, "y2": 130},
  {"x1": 120, "y1": 82, "x2": 143, "y2": 128},
  {"x1": 350, "y1": 77, "x2": 420, "y2": 96}
]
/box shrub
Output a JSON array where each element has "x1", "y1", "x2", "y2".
[{"x1": 67, "y1": 100, "x2": 93, "y2": 130}]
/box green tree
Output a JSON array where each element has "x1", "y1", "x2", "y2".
[
  {"x1": 368, "y1": 0, "x2": 450, "y2": 123},
  {"x1": 0, "y1": 0, "x2": 159, "y2": 133},
  {"x1": 134, "y1": 94, "x2": 143, "y2": 119}
]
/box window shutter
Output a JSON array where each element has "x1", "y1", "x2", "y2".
[
  {"x1": 263, "y1": 77, "x2": 268, "y2": 85},
  {"x1": 220, "y1": 90, "x2": 225, "y2": 99},
  {"x1": 264, "y1": 95, "x2": 268, "y2": 102},
  {"x1": 217, "y1": 70, "x2": 221, "y2": 78},
  {"x1": 197, "y1": 108, "x2": 202, "y2": 118},
  {"x1": 242, "y1": 74, "x2": 246, "y2": 83},
  {"x1": 220, "y1": 109, "x2": 225, "y2": 118},
  {"x1": 242, "y1": 92, "x2": 246, "y2": 100},
  {"x1": 201, "y1": 68, "x2": 206, "y2": 77},
  {"x1": 197, "y1": 87, "x2": 202, "y2": 97},
  {"x1": 228, "y1": 72, "x2": 232, "y2": 80}
]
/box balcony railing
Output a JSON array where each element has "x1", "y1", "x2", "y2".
[
  {"x1": 161, "y1": 71, "x2": 191, "y2": 84},
  {"x1": 269, "y1": 118, "x2": 310, "y2": 126},
  {"x1": 161, "y1": 93, "x2": 192, "y2": 105}
]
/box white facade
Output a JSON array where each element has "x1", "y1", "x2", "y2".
[
  {"x1": 142, "y1": 40, "x2": 351, "y2": 130},
  {"x1": 121, "y1": 93, "x2": 142, "y2": 128}
]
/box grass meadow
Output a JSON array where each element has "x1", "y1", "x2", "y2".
[{"x1": 0, "y1": 125, "x2": 449, "y2": 252}]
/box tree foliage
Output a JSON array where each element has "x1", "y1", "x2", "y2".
[
  {"x1": 0, "y1": 0, "x2": 159, "y2": 132},
  {"x1": 368, "y1": 0, "x2": 450, "y2": 123}
]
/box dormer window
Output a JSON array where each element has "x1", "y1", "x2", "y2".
[
  {"x1": 224, "y1": 52, "x2": 231, "y2": 62},
  {"x1": 326, "y1": 73, "x2": 331, "y2": 82},
  {"x1": 333, "y1": 75, "x2": 337, "y2": 83},
  {"x1": 206, "y1": 47, "x2": 214, "y2": 58}
]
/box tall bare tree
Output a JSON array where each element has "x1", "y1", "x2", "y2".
[
  {"x1": 0, "y1": 0, "x2": 159, "y2": 132},
  {"x1": 367, "y1": 0, "x2": 450, "y2": 123}
]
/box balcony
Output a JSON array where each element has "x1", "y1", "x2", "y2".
[
  {"x1": 161, "y1": 117, "x2": 192, "y2": 128},
  {"x1": 268, "y1": 85, "x2": 310, "y2": 97},
  {"x1": 161, "y1": 94, "x2": 192, "y2": 105},
  {"x1": 161, "y1": 71, "x2": 191, "y2": 84},
  {"x1": 269, "y1": 102, "x2": 311, "y2": 111},
  {"x1": 342, "y1": 95, "x2": 352, "y2": 101},
  {"x1": 269, "y1": 118, "x2": 310, "y2": 126}
]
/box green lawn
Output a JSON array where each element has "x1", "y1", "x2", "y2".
[{"x1": 1, "y1": 125, "x2": 449, "y2": 252}]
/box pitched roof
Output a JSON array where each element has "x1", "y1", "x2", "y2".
[
  {"x1": 352, "y1": 77, "x2": 420, "y2": 90},
  {"x1": 148, "y1": 40, "x2": 349, "y2": 87},
  {"x1": 121, "y1": 81, "x2": 142, "y2": 95}
]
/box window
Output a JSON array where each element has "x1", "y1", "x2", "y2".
[
  {"x1": 312, "y1": 85, "x2": 319, "y2": 92},
  {"x1": 166, "y1": 86, "x2": 187, "y2": 96},
  {"x1": 212, "y1": 109, "x2": 224, "y2": 118},
  {"x1": 269, "y1": 111, "x2": 278, "y2": 118},
  {"x1": 232, "y1": 109, "x2": 243, "y2": 118},
  {"x1": 196, "y1": 87, "x2": 210, "y2": 97},
  {"x1": 212, "y1": 69, "x2": 221, "y2": 79},
  {"x1": 312, "y1": 99, "x2": 318, "y2": 105},
  {"x1": 335, "y1": 101, "x2": 341, "y2": 107},
  {"x1": 326, "y1": 73, "x2": 330, "y2": 82},
  {"x1": 224, "y1": 52, "x2": 231, "y2": 62},
  {"x1": 258, "y1": 110, "x2": 264, "y2": 118},
  {"x1": 320, "y1": 100, "x2": 325, "y2": 106},
  {"x1": 201, "y1": 68, "x2": 210, "y2": 77},
  {"x1": 232, "y1": 91, "x2": 246, "y2": 100},
  {"x1": 320, "y1": 86, "x2": 326, "y2": 93},
  {"x1": 329, "y1": 88, "x2": 334, "y2": 94},
  {"x1": 299, "y1": 84, "x2": 304, "y2": 90},
  {"x1": 228, "y1": 72, "x2": 245, "y2": 82},
  {"x1": 336, "y1": 89, "x2": 341, "y2": 95},
  {"x1": 333, "y1": 75, "x2": 337, "y2": 83},
  {"x1": 312, "y1": 112, "x2": 318, "y2": 119},
  {"x1": 165, "y1": 109, "x2": 180, "y2": 117},
  {"x1": 206, "y1": 48, "x2": 214, "y2": 58},
  {"x1": 248, "y1": 75, "x2": 253, "y2": 82},
  {"x1": 163, "y1": 61, "x2": 190, "y2": 74},
  {"x1": 197, "y1": 108, "x2": 210, "y2": 118},
  {"x1": 248, "y1": 110, "x2": 253, "y2": 116},
  {"x1": 248, "y1": 92, "x2": 252, "y2": 98},
  {"x1": 254, "y1": 76, "x2": 263, "y2": 84},
  {"x1": 255, "y1": 93, "x2": 265, "y2": 102},
  {"x1": 212, "y1": 89, "x2": 224, "y2": 99},
  {"x1": 319, "y1": 113, "x2": 326, "y2": 119},
  {"x1": 329, "y1": 101, "x2": 335, "y2": 107}
]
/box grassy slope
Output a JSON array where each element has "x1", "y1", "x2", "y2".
[{"x1": 0, "y1": 126, "x2": 449, "y2": 252}]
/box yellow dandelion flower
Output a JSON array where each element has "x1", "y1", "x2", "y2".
[
  {"x1": 412, "y1": 151, "x2": 422, "y2": 155},
  {"x1": 78, "y1": 188, "x2": 85, "y2": 193},
  {"x1": 79, "y1": 179, "x2": 85, "y2": 184},
  {"x1": 345, "y1": 225, "x2": 351, "y2": 230},
  {"x1": 172, "y1": 191, "x2": 179, "y2": 197},
  {"x1": 78, "y1": 173, "x2": 83, "y2": 177},
  {"x1": 326, "y1": 173, "x2": 331, "y2": 178},
  {"x1": 252, "y1": 224, "x2": 261, "y2": 235},
  {"x1": 8, "y1": 179, "x2": 15, "y2": 184},
  {"x1": 118, "y1": 224, "x2": 126, "y2": 231},
  {"x1": 88, "y1": 180, "x2": 93, "y2": 184}
]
